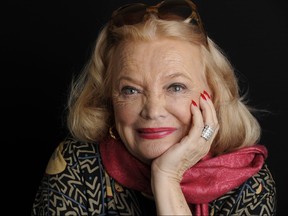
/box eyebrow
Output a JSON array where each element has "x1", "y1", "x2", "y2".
[
  {"x1": 115, "y1": 76, "x2": 142, "y2": 89},
  {"x1": 117, "y1": 72, "x2": 191, "y2": 82},
  {"x1": 117, "y1": 76, "x2": 137, "y2": 83},
  {"x1": 115, "y1": 72, "x2": 193, "y2": 90},
  {"x1": 166, "y1": 72, "x2": 191, "y2": 80}
]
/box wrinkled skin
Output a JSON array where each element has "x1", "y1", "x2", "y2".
[{"x1": 111, "y1": 38, "x2": 219, "y2": 215}]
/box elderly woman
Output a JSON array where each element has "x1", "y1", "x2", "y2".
[{"x1": 32, "y1": 0, "x2": 276, "y2": 215}]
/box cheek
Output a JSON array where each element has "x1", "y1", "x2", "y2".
[
  {"x1": 113, "y1": 100, "x2": 140, "y2": 125},
  {"x1": 167, "y1": 97, "x2": 192, "y2": 125},
  {"x1": 177, "y1": 106, "x2": 192, "y2": 126}
]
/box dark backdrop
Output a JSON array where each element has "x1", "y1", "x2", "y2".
[{"x1": 2, "y1": 0, "x2": 287, "y2": 215}]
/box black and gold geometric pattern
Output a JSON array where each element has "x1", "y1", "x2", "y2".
[
  {"x1": 209, "y1": 163, "x2": 277, "y2": 215},
  {"x1": 32, "y1": 137, "x2": 277, "y2": 215}
]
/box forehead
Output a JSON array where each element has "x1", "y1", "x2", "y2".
[
  {"x1": 108, "y1": 38, "x2": 209, "y2": 92},
  {"x1": 112, "y1": 38, "x2": 204, "y2": 74}
]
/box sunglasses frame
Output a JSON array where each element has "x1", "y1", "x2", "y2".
[{"x1": 110, "y1": 0, "x2": 207, "y2": 42}]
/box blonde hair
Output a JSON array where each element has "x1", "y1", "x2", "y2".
[{"x1": 67, "y1": 16, "x2": 261, "y2": 156}]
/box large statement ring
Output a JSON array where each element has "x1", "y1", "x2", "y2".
[{"x1": 201, "y1": 125, "x2": 214, "y2": 141}]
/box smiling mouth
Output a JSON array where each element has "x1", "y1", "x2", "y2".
[{"x1": 137, "y1": 127, "x2": 177, "y2": 139}]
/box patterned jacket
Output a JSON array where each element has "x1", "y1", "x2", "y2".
[{"x1": 32, "y1": 137, "x2": 277, "y2": 215}]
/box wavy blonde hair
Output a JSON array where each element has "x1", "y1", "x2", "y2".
[{"x1": 67, "y1": 16, "x2": 261, "y2": 156}]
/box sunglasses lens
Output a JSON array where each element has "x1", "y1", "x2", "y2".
[
  {"x1": 112, "y1": 4, "x2": 147, "y2": 27},
  {"x1": 158, "y1": 1, "x2": 192, "y2": 20}
]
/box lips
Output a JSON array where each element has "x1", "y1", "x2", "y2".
[{"x1": 137, "y1": 127, "x2": 177, "y2": 139}]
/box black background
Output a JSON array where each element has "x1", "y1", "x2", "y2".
[{"x1": 2, "y1": 0, "x2": 287, "y2": 215}]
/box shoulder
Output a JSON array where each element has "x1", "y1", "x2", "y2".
[
  {"x1": 234, "y1": 163, "x2": 276, "y2": 198},
  {"x1": 61, "y1": 137, "x2": 99, "y2": 160},
  {"x1": 250, "y1": 163, "x2": 276, "y2": 192},
  {"x1": 45, "y1": 137, "x2": 100, "y2": 175},
  {"x1": 211, "y1": 163, "x2": 277, "y2": 215},
  {"x1": 242, "y1": 163, "x2": 277, "y2": 208},
  {"x1": 243, "y1": 163, "x2": 276, "y2": 202},
  {"x1": 32, "y1": 137, "x2": 106, "y2": 215}
]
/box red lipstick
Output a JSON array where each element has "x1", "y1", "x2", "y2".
[{"x1": 137, "y1": 127, "x2": 176, "y2": 139}]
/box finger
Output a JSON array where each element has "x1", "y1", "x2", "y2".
[
  {"x1": 200, "y1": 91, "x2": 219, "y2": 140},
  {"x1": 188, "y1": 100, "x2": 204, "y2": 137},
  {"x1": 203, "y1": 90, "x2": 218, "y2": 124},
  {"x1": 189, "y1": 98, "x2": 212, "y2": 154},
  {"x1": 199, "y1": 93, "x2": 216, "y2": 127}
]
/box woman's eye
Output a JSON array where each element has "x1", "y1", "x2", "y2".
[
  {"x1": 168, "y1": 83, "x2": 186, "y2": 92},
  {"x1": 121, "y1": 86, "x2": 139, "y2": 95}
]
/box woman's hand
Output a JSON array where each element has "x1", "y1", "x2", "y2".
[
  {"x1": 152, "y1": 91, "x2": 219, "y2": 181},
  {"x1": 151, "y1": 92, "x2": 219, "y2": 215}
]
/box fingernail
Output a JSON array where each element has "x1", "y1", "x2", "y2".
[
  {"x1": 200, "y1": 93, "x2": 207, "y2": 100},
  {"x1": 191, "y1": 100, "x2": 198, "y2": 107},
  {"x1": 203, "y1": 90, "x2": 211, "y2": 99}
]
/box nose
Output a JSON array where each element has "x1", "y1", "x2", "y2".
[{"x1": 140, "y1": 94, "x2": 167, "y2": 120}]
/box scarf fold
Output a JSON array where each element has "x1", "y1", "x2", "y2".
[{"x1": 99, "y1": 137, "x2": 267, "y2": 215}]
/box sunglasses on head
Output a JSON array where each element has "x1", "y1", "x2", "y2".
[{"x1": 110, "y1": 0, "x2": 207, "y2": 39}]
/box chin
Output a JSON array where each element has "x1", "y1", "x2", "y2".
[{"x1": 138, "y1": 141, "x2": 173, "y2": 162}]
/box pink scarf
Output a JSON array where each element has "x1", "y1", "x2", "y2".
[{"x1": 99, "y1": 137, "x2": 267, "y2": 215}]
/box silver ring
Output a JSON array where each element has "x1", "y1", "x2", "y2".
[{"x1": 201, "y1": 125, "x2": 214, "y2": 141}]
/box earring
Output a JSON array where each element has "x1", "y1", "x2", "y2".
[{"x1": 109, "y1": 126, "x2": 118, "y2": 140}]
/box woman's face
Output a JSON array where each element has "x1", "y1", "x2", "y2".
[{"x1": 111, "y1": 38, "x2": 208, "y2": 164}]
